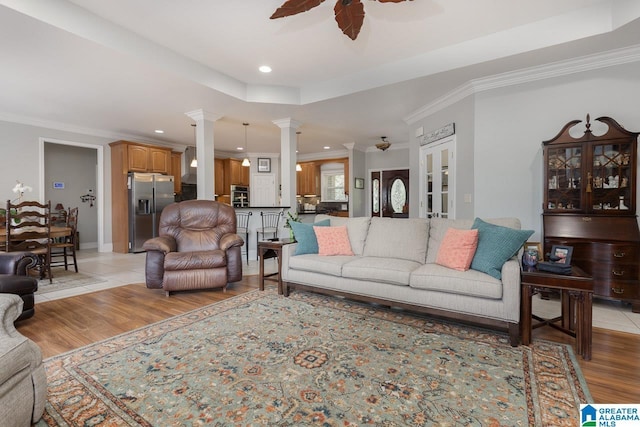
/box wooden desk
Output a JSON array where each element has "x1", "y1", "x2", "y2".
[
  {"x1": 258, "y1": 238, "x2": 295, "y2": 295},
  {"x1": 521, "y1": 265, "x2": 593, "y2": 360},
  {"x1": 0, "y1": 226, "x2": 72, "y2": 243}
]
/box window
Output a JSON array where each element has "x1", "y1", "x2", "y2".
[{"x1": 321, "y1": 170, "x2": 347, "y2": 202}]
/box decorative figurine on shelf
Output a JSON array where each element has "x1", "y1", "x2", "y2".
[
  {"x1": 621, "y1": 176, "x2": 628, "y2": 188},
  {"x1": 593, "y1": 176, "x2": 603, "y2": 188},
  {"x1": 619, "y1": 196, "x2": 629, "y2": 210}
]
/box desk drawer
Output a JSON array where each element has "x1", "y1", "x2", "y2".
[
  {"x1": 594, "y1": 280, "x2": 639, "y2": 299},
  {"x1": 590, "y1": 263, "x2": 639, "y2": 281}
]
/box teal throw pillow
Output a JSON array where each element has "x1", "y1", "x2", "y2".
[
  {"x1": 290, "y1": 219, "x2": 331, "y2": 255},
  {"x1": 470, "y1": 218, "x2": 533, "y2": 279}
]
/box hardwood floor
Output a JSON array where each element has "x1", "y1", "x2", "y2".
[{"x1": 16, "y1": 276, "x2": 640, "y2": 404}]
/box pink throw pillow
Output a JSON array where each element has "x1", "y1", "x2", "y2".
[
  {"x1": 435, "y1": 228, "x2": 479, "y2": 271},
  {"x1": 313, "y1": 225, "x2": 354, "y2": 256}
]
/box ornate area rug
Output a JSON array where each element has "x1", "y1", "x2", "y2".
[
  {"x1": 36, "y1": 270, "x2": 107, "y2": 295},
  {"x1": 38, "y1": 290, "x2": 591, "y2": 426}
]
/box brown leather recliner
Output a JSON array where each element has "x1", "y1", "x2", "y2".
[
  {"x1": 142, "y1": 200, "x2": 244, "y2": 295},
  {"x1": 0, "y1": 252, "x2": 39, "y2": 321}
]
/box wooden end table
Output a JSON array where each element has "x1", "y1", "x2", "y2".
[
  {"x1": 521, "y1": 265, "x2": 594, "y2": 360},
  {"x1": 257, "y1": 238, "x2": 295, "y2": 295}
]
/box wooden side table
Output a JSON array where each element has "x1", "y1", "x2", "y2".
[
  {"x1": 521, "y1": 265, "x2": 594, "y2": 360},
  {"x1": 257, "y1": 238, "x2": 295, "y2": 295}
]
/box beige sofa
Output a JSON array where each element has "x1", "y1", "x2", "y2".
[
  {"x1": 0, "y1": 294, "x2": 46, "y2": 426},
  {"x1": 282, "y1": 215, "x2": 525, "y2": 346}
]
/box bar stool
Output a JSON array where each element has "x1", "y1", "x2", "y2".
[
  {"x1": 236, "y1": 211, "x2": 252, "y2": 264},
  {"x1": 256, "y1": 211, "x2": 282, "y2": 259}
]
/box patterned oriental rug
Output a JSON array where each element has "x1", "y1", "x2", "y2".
[{"x1": 38, "y1": 290, "x2": 591, "y2": 426}]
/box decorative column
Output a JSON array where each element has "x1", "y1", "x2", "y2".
[
  {"x1": 185, "y1": 109, "x2": 223, "y2": 200},
  {"x1": 272, "y1": 118, "x2": 302, "y2": 210}
]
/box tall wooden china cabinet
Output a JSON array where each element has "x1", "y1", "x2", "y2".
[{"x1": 542, "y1": 115, "x2": 640, "y2": 312}]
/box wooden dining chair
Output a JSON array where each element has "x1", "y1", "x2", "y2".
[
  {"x1": 50, "y1": 207, "x2": 79, "y2": 272},
  {"x1": 5, "y1": 200, "x2": 52, "y2": 282}
]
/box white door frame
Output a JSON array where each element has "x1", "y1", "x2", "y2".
[{"x1": 39, "y1": 137, "x2": 107, "y2": 252}]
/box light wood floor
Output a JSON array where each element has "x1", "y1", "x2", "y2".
[{"x1": 16, "y1": 276, "x2": 640, "y2": 404}]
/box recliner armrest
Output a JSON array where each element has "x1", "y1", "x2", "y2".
[
  {"x1": 220, "y1": 233, "x2": 244, "y2": 251},
  {"x1": 143, "y1": 236, "x2": 176, "y2": 253},
  {"x1": 0, "y1": 252, "x2": 39, "y2": 275}
]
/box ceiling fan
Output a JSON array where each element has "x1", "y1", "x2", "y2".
[{"x1": 270, "y1": 0, "x2": 414, "y2": 41}]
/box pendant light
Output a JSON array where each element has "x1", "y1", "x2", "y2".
[
  {"x1": 296, "y1": 131, "x2": 302, "y2": 171},
  {"x1": 241, "y1": 122, "x2": 250, "y2": 167}
]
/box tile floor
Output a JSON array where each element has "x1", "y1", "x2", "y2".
[{"x1": 35, "y1": 249, "x2": 640, "y2": 335}]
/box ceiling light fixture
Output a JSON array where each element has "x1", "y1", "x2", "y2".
[
  {"x1": 259, "y1": 65, "x2": 272, "y2": 73},
  {"x1": 296, "y1": 131, "x2": 302, "y2": 171},
  {"x1": 154, "y1": 129, "x2": 164, "y2": 134},
  {"x1": 242, "y1": 122, "x2": 250, "y2": 167},
  {"x1": 270, "y1": 0, "x2": 413, "y2": 41},
  {"x1": 376, "y1": 136, "x2": 391, "y2": 151}
]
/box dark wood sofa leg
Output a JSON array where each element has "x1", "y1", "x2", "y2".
[
  {"x1": 283, "y1": 282, "x2": 290, "y2": 297},
  {"x1": 508, "y1": 323, "x2": 519, "y2": 347}
]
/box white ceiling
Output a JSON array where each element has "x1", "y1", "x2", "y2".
[{"x1": 1, "y1": 0, "x2": 639, "y2": 155}]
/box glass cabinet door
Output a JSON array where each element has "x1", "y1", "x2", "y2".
[
  {"x1": 590, "y1": 141, "x2": 633, "y2": 212},
  {"x1": 420, "y1": 137, "x2": 454, "y2": 219},
  {"x1": 545, "y1": 145, "x2": 582, "y2": 211}
]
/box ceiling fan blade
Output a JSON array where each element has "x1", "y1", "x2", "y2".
[
  {"x1": 271, "y1": 0, "x2": 326, "y2": 19},
  {"x1": 334, "y1": 0, "x2": 365, "y2": 40}
]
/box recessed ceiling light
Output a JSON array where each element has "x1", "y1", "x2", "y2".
[
  {"x1": 323, "y1": 146, "x2": 330, "y2": 150},
  {"x1": 259, "y1": 65, "x2": 272, "y2": 73},
  {"x1": 154, "y1": 129, "x2": 164, "y2": 134}
]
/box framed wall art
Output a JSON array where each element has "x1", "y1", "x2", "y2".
[
  {"x1": 257, "y1": 158, "x2": 271, "y2": 173},
  {"x1": 354, "y1": 177, "x2": 364, "y2": 189}
]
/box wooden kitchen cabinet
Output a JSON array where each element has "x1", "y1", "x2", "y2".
[
  {"x1": 126, "y1": 143, "x2": 171, "y2": 174},
  {"x1": 171, "y1": 152, "x2": 182, "y2": 194},
  {"x1": 542, "y1": 115, "x2": 640, "y2": 312},
  {"x1": 224, "y1": 158, "x2": 250, "y2": 190},
  {"x1": 149, "y1": 148, "x2": 171, "y2": 173},
  {"x1": 214, "y1": 158, "x2": 225, "y2": 196},
  {"x1": 297, "y1": 161, "x2": 318, "y2": 196}
]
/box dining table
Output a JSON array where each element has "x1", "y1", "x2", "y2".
[{"x1": 0, "y1": 226, "x2": 72, "y2": 244}]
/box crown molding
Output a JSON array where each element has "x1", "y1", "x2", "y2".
[
  {"x1": 404, "y1": 44, "x2": 640, "y2": 125},
  {"x1": 0, "y1": 111, "x2": 178, "y2": 148}
]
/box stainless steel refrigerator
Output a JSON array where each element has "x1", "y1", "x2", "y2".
[{"x1": 128, "y1": 172, "x2": 175, "y2": 252}]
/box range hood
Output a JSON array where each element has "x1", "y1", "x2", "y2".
[{"x1": 181, "y1": 146, "x2": 197, "y2": 185}]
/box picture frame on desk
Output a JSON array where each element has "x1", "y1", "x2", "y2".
[
  {"x1": 550, "y1": 245, "x2": 573, "y2": 265},
  {"x1": 258, "y1": 158, "x2": 271, "y2": 173}
]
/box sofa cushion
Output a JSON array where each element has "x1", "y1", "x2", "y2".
[
  {"x1": 362, "y1": 217, "x2": 429, "y2": 264},
  {"x1": 470, "y1": 218, "x2": 534, "y2": 280},
  {"x1": 410, "y1": 263, "x2": 503, "y2": 299},
  {"x1": 426, "y1": 217, "x2": 522, "y2": 264},
  {"x1": 288, "y1": 254, "x2": 356, "y2": 277},
  {"x1": 315, "y1": 215, "x2": 370, "y2": 255},
  {"x1": 314, "y1": 225, "x2": 354, "y2": 256},
  {"x1": 289, "y1": 219, "x2": 330, "y2": 255},
  {"x1": 435, "y1": 228, "x2": 478, "y2": 271},
  {"x1": 342, "y1": 257, "x2": 420, "y2": 286}
]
